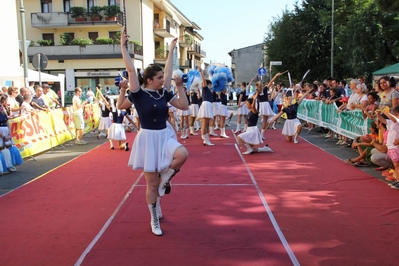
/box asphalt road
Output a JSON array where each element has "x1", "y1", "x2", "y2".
[{"x1": 0, "y1": 104, "x2": 385, "y2": 196}]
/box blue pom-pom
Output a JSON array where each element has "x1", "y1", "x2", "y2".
[
  {"x1": 212, "y1": 73, "x2": 228, "y2": 92},
  {"x1": 122, "y1": 70, "x2": 129, "y2": 79},
  {"x1": 114, "y1": 76, "x2": 122, "y2": 87},
  {"x1": 216, "y1": 67, "x2": 234, "y2": 83},
  {"x1": 182, "y1": 74, "x2": 188, "y2": 83},
  {"x1": 187, "y1": 69, "x2": 200, "y2": 90},
  {"x1": 208, "y1": 65, "x2": 217, "y2": 76}
]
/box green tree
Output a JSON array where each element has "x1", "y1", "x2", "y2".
[
  {"x1": 375, "y1": 0, "x2": 399, "y2": 13},
  {"x1": 264, "y1": 0, "x2": 399, "y2": 83}
]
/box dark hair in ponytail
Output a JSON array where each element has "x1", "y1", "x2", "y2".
[{"x1": 143, "y1": 64, "x2": 163, "y2": 87}]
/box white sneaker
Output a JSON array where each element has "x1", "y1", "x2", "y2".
[
  {"x1": 336, "y1": 140, "x2": 343, "y2": 145},
  {"x1": 325, "y1": 133, "x2": 332, "y2": 138},
  {"x1": 242, "y1": 149, "x2": 253, "y2": 154},
  {"x1": 78, "y1": 140, "x2": 88, "y2": 145}
]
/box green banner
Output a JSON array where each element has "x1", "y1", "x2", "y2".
[{"x1": 297, "y1": 100, "x2": 371, "y2": 139}]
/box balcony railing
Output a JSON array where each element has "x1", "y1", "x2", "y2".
[
  {"x1": 188, "y1": 44, "x2": 205, "y2": 58},
  {"x1": 180, "y1": 60, "x2": 191, "y2": 69},
  {"x1": 27, "y1": 43, "x2": 141, "y2": 60},
  {"x1": 31, "y1": 12, "x2": 123, "y2": 28}
]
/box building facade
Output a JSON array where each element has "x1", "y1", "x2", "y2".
[
  {"x1": 1, "y1": 1, "x2": 24, "y2": 88},
  {"x1": 229, "y1": 43, "x2": 265, "y2": 86},
  {"x1": 17, "y1": 0, "x2": 205, "y2": 97}
]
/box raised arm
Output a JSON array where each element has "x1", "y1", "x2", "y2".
[
  {"x1": 96, "y1": 87, "x2": 111, "y2": 110},
  {"x1": 267, "y1": 72, "x2": 282, "y2": 88},
  {"x1": 120, "y1": 28, "x2": 140, "y2": 93},
  {"x1": 198, "y1": 66, "x2": 207, "y2": 88},
  {"x1": 163, "y1": 38, "x2": 178, "y2": 89}
]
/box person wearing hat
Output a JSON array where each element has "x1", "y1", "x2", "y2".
[{"x1": 42, "y1": 84, "x2": 61, "y2": 109}]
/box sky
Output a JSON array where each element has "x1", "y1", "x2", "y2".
[{"x1": 170, "y1": 0, "x2": 299, "y2": 67}]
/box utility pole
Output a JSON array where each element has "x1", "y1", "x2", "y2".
[{"x1": 19, "y1": 0, "x2": 29, "y2": 83}]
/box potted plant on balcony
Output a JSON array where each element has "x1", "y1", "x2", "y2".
[
  {"x1": 70, "y1": 6, "x2": 87, "y2": 22},
  {"x1": 37, "y1": 39, "x2": 53, "y2": 46},
  {"x1": 89, "y1": 6, "x2": 103, "y2": 21},
  {"x1": 184, "y1": 34, "x2": 193, "y2": 46},
  {"x1": 104, "y1": 5, "x2": 121, "y2": 21},
  {"x1": 155, "y1": 46, "x2": 167, "y2": 59}
]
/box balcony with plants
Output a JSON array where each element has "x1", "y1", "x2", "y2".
[
  {"x1": 31, "y1": 5, "x2": 123, "y2": 28},
  {"x1": 179, "y1": 34, "x2": 193, "y2": 48},
  {"x1": 154, "y1": 45, "x2": 169, "y2": 64},
  {"x1": 27, "y1": 32, "x2": 142, "y2": 60}
]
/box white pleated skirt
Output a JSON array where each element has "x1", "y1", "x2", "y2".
[
  {"x1": 259, "y1": 101, "x2": 274, "y2": 116},
  {"x1": 212, "y1": 102, "x2": 221, "y2": 116},
  {"x1": 176, "y1": 108, "x2": 192, "y2": 117},
  {"x1": 197, "y1": 101, "x2": 214, "y2": 119},
  {"x1": 282, "y1": 118, "x2": 301, "y2": 136},
  {"x1": 189, "y1": 104, "x2": 199, "y2": 117},
  {"x1": 237, "y1": 104, "x2": 249, "y2": 115},
  {"x1": 217, "y1": 104, "x2": 229, "y2": 117},
  {"x1": 107, "y1": 123, "x2": 126, "y2": 141},
  {"x1": 98, "y1": 117, "x2": 112, "y2": 131},
  {"x1": 238, "y1": 126, "x2": 263, "y2": 145},
  {"x1": 128, "y1": 124, "x2": 182, "y2": 172}
]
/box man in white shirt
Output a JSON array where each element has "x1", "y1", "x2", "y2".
[{"x1": 72, "y1": 87, "x2": 88, "y2": 145}]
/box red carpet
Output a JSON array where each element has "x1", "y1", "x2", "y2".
[
  {"x1": 0, "y1": 142, "x2": 139, "y2": 266},
  {"x1": 0, "y1": 128, "x2": 399, "y2": 265},
  {"x1": 237, "y1": 130, "x2": 399, "y2": 265}
]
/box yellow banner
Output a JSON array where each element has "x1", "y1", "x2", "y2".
[{"x1": 9, "y1": 103, "x2": 100, "y2": 158}]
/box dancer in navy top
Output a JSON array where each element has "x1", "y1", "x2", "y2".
[
  {"x1": 233, "y1": 81, "x2": 251, "y2": 133},
  {"x1": 250, "y1": 73, "x2": 281, "y2": 139},
  {"x1": 197, "y1": 66, "x2": 215, "y2": 146},
  {"x1": 217, "y1": 88, "x2": 230, "y2": 138},
  {"x1": 237, "y1": 93, "x2": 274, "y2": 154},
  {"x1": 118, "y1": 31, "x2": 189, "y2": 236},
  {"x1": 269, "y1": 88, "x2": 312, "y2": 144}
]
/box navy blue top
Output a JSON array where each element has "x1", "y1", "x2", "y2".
[
  {"x1": 240, "y1": 91, "x2": 248, "y2": 103},
  {"x1": 202, "y1": 86, "x2": 212, "y2": 102},
  {"x1": 282, "y1": 103, "x2": 299, "y2": 119},
  {"x1": 185, "y1": 90, "x2": 191, "y2": 105},
  {"x1": 190, "y1": 91, "x2": 199, "y2": 104},
  {"x1": 127, "y1": 87, "x2": 175, "y2": 129},
  {"x1": 101, "y1": 105, "x2": 111, "y2": 118},
  {"x1": 247, "y1": 111, "x2": 259, "y2": 127},
  {"x1": 212, "y1": 91, "x2": 218, "y2": 102},
  {"x1": 111, "y1": 110, "x2": 127, "y2": 124},
  {"x1": 220, "y1": 93, "x2": 227, "y2": 106},
  {"x1": 258, "y1": 87, "x2": 269, "y2": 102},
  {"x1": 0, "y1": 111, "x2": 7, "y2": 127}
]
